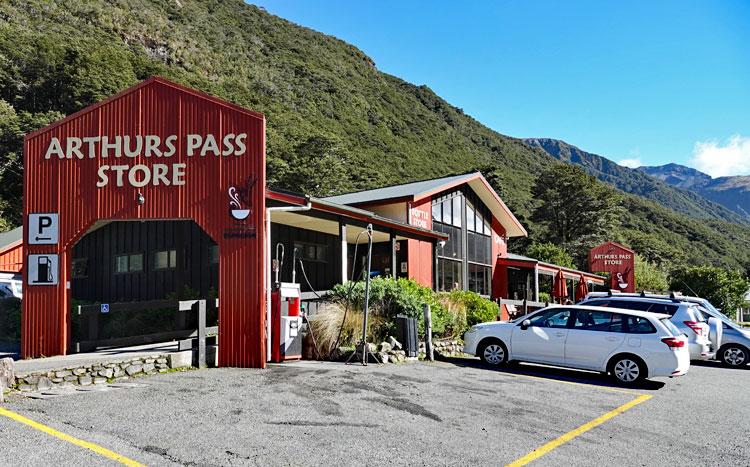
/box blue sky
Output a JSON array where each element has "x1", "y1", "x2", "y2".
[{"x1": 250, "y1": 1, "x2": 750, "y2": 176}]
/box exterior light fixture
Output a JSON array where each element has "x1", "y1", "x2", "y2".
[{"x1": 136, "y1": 192, "x2": 145, "y2": 205}]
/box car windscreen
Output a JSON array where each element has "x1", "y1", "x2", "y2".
[{"x1": 660, "y1": 318, "x2": 683, "y2": 336}]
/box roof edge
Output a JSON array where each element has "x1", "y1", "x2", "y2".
[{"x1": 25, "y1": 76, "x2": 265, "y2": 141}]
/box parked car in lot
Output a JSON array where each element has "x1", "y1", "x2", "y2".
[
  {"x1": 629, "y1": 293, "x2": 750, "y2": 368},
  {"x1": 0, "y1": 273, "x2": 22, "y2": 300},
  {"x1": 578, "y1": 294, "x2": 714, "y2": 361},
  {"x1": 464, "y1": 305, "x2": 689, "y2": 385}
]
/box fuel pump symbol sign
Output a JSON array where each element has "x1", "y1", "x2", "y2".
[{"x1": 28, "y1": 254, "x2": 59, "y2": 286}]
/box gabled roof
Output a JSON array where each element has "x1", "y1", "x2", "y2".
[
  {"x1": 0, "y1": 227, "x2": 22, "y2": 252},
  {"x1": 25, "y1": 76, "x2": 264, "y2": 141},
  {"x1": 324, "y1": 172, "x2": 527, "y2": 237},
  {"x1": 325, "y1": 173, "x2": 476, "y2": 206}
]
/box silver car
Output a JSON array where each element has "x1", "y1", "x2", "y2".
[{"x1": 580, "y1": 293, "x2": 714, "y2": 361}]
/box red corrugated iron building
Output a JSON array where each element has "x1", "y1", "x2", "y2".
[{"x1": 18, "y1": 77, "x2": 609, "y2": 366}]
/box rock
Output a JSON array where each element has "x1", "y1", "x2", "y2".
[
  {"x1": 156, "y1": 358, "x2": 167, "y2": 364},
  {"x1": 387, "y1": 336, "x2": 403, "y2": 350},
  {"x1": 55, "y1": 370, "x2": 72, "y2": 378},
  {"x1": 158, "y1": 369, "x2": 168, "y2": 373},
  {"x1": 78, "y1": 375, "x2": 92, "y2": 386},
  {"x1": 144, "y1": 358, "x2": 155, "y2": 364},
  {"x1": 156, "y1": 363, "x2": 168, "y2": 370},
  {"x1": 98, "y1": 368, "x2": 114, "y2": 379},
  {"x1": 378, "y1": 352, "x2": 389, "y2": 364},
  {"x1": 142, "y1": 363, "x2": 155, "y2": 373},
  {"x1": 63, "y1": 375, "x2": 78, "y2": 382},
  {"x1": 125, "y1": 364, "x2": 143, "y2": 376},
  {"x1": 24, "y1": 375, "x2": 40, "y2": 385},
  {"x1": 73, "y1": 368, "x2": 88, "y2": 376},
  {"x1": 17, "y1": 384, "x2": 35, "y2": 392},
  {"x1": 168, "y1": 351, "x2": 193, "y2": 369},
  {"x1": 37, "y1": 377, "x2": 53, "y2": 391},
  {"x1": 51, "y1": 378, "x2": 64, "y2": 383},
  {"x1": 93, "y1": 377, "x2": 107, "y2": 385},
  {"x1": 379, "y1": 342, "x2": 393, "y2": 353}
]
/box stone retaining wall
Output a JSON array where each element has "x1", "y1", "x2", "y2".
[{"x1": 11, "y1": 351, "x2": 194, "y2": 393}]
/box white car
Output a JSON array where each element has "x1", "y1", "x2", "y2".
[
  {"x1": 464, "y1": 305, "x2": 690, "y2": 385},
  {"x1": 0, "y1": 273, "x2": 22, "y2": 300}
]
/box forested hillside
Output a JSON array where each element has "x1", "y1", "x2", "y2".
[{"x1": 1, "y1": 0, "x2": 749, "y2": 274}]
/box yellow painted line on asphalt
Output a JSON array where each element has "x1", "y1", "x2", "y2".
[
  {"x1": 0, "y1": 407, "x2": 144, "y2": 467},
  {"x1": 505, "y1": 394, "x2": 653, "y2": 467}
]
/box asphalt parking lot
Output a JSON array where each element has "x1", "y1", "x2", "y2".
[{"x1": 1, "y1": 358, "x2": 748, "y2": 466}]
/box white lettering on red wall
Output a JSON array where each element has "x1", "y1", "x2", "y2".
[
  {"x1": 44, "y1": 134, "x2": 248, "y2": 188},
  {"x1": 409, "y1": 207, "x2": 430, "y2": 229}
]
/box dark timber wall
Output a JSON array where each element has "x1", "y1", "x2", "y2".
[
  {"x1": 270, "y1": 223, "x2": 340, "y2": 293},
  {"x1": 72, "y1": 221, "x2": 218, "y2": 303}
]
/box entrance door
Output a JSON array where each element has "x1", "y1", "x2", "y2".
[
  {"x1": 510, "y1": 308, "x2": 572, "y2": 365},
  {"x1": 564, "y1": 310, "x2": 624, "y2": 370}
]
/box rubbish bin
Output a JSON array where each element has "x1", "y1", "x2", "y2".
[{"x1": 395, "y1": 315, "x2": 418, "y2": 358}]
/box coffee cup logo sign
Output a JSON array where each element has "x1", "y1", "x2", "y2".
[
  {"x1": 43, "y1": 133, "x2": 248, "y2": 188},
  {"x1": 588, "y1": 242, "x2": 636, "y2": 293}
]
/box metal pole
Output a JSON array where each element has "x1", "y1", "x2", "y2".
[
  {"x1": 423, "y1": 303, "x2": 434, "y2": 362},
  {"x1": 361, "y1": 224, "x2": 373, "y2": 365}
]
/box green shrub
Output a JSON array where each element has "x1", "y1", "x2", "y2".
[
  {"x1": 331, "y1": 277, "x2": 447, "y2": 338},
  {"x1": 449, "y1": 290, "x2": 499, "y2": 327}
]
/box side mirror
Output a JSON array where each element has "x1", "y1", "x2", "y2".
[{"x1": 520, "y1": 319, "x2": 531, "y2": 330}]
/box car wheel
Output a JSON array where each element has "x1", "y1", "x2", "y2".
[
  {"x1": 610, "y1": 356, "x2": 645, "y2": 385},
  {"x1": 720, "y1": 346, "x2": 748, "y2": 367},
  {"x1": 479, "y1": 340, "x2": 507, "y2": 367}
]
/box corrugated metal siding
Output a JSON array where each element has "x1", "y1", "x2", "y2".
[
  {"x1": 0, "y1": 243, "x2": 23, "y2": 272},
  {"x1": 23, "y1": 78, "x2": 266, "y2": 367},
  {"x1": 406, "y1": 198, "x2": 433, "y2": 287},
  {"x1": 491, "y1": 217, "x2": 507, "y2": 300}
]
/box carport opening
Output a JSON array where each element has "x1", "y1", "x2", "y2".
[{"x1": 70, "y1": 220, "x2": 218, "y2": 353}]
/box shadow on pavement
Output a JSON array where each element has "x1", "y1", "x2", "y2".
[
  {"x1": 441, "y1": 356, "x2": 667, "y2": 391},
  {"x1": 690, "y1": 360, "x2": 748, "y2": 370}
]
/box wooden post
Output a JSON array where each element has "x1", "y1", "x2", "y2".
[
  {"x1": 197, "y1": 299, "x2": 206, "y2": 368},
  {"x1": 423, "y1": 303, "x2": 434, "y2": 362}
]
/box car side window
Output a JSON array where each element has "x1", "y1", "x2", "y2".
[
  {"x1": 527, "y1": 309, "x2": 572, "y2": 328},
  {"x1": 624, "y1": 316, "x2": 656, "y2": 334},
  {"x1": 572, "y1": 310, "x2": 613, "y2": 331}
]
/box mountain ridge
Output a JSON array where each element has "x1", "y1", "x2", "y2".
[
  {"x1": 523, "y1": 138, "x2": 747, "y2": 224},
  {"x1": 640, "y1": 164, "x2": 750, "y2": 219}
]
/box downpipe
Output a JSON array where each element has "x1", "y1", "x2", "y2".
[{"x1": 265, "y1": 198, "x2": 312, "y2": 362}]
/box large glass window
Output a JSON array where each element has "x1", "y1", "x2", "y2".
[
  {"x1": 437, "y1": 258, "x2": 462, "y2": 292},
  {"x1": 432, "y1": 188, "x2": 493, "y2": 296},
  {"x1": 468, "y1": 263, "x2": 491, "y2": 296}
]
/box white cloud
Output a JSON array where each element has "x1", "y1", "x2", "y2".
[
  {"x1": 618, "y1": 158, "x2": 642, "y2": 168},
  {"x1": 690, "y1": 135, "x2": 750, "y2": 177}
]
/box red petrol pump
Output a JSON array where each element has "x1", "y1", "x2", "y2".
[{"x1": 270, "y1": 244, "x2": 303, "y2": 362}]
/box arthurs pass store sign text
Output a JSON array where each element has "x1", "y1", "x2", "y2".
[{"x1": 42, "y1": 133, "x2": 257, "y2": 239}]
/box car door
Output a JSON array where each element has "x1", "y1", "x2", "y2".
[
  {"x1": 510, "y1": 308, "x2": 572, "y2": 365},
  {"x1": 564, "y1": 310, "x2": 625, "y2": 370}
]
